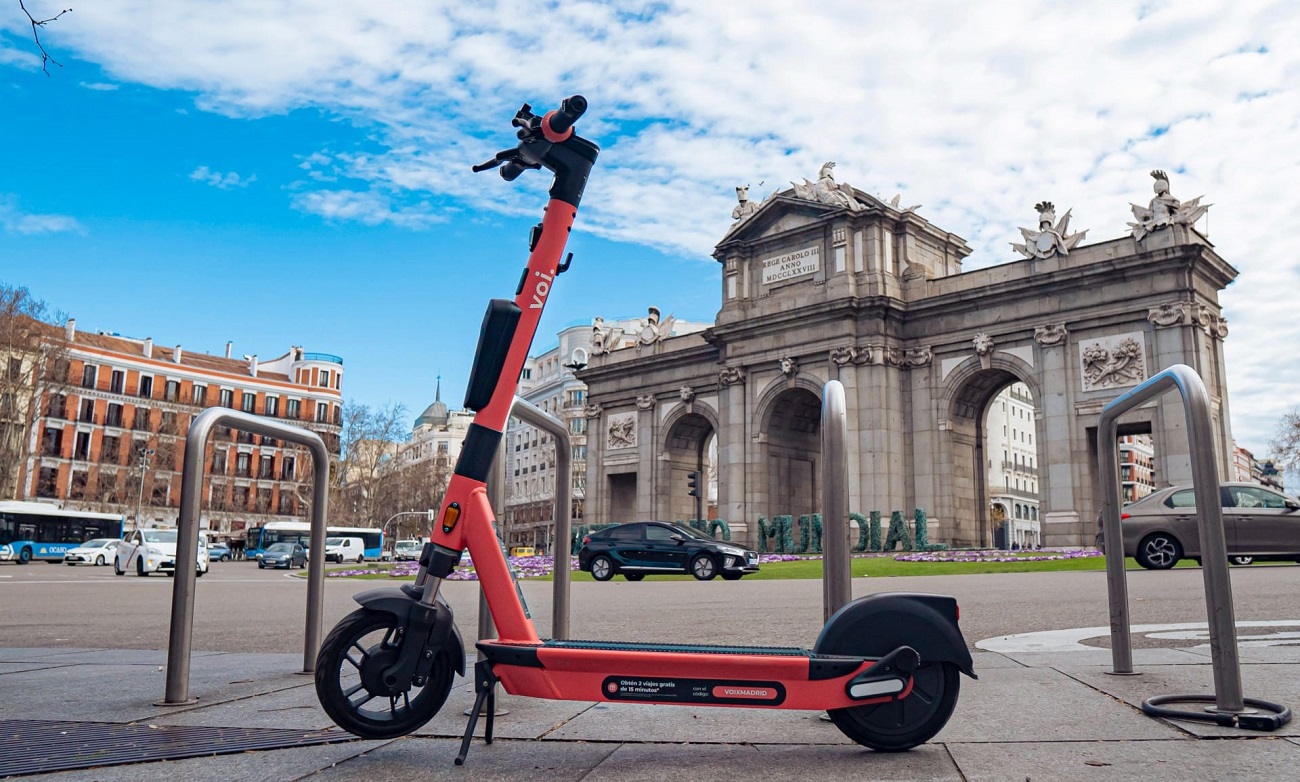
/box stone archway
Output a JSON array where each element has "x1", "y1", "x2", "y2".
[
  {"x1": 759, "y1": 386, "x2": 822, "y2": 530},
  {"x1": 941, "y1": 360, "x2": 1044, "y2": 547},
  {"x1": 662, "y1": 411, "x2": 716, "y2": 522}
]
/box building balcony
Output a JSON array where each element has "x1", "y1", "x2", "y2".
[{"x1": 300, "y1": 352, "x2": 343, "y2": 365}]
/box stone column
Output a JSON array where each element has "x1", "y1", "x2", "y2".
[
  {"x1": 716, "y1": 366, "x2": 750, "y2": 545},
  {"x1": 1035, "y1": 323, "x2": 1083, "y2": 547}
]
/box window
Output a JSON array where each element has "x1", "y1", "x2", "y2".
[
  {"x1": 219, "y1": 389, "x2": 234, "y2": 408},
  {"x1": 569, "y1": 418, "x2": 585, "y2": 434},
  {"x1": 279, "y1": 494, "x2": 295, "y2": 514},
  {"x1": 46, "y1": 393, "x2": 67, "y2": 419},
  {"x1": 265, "y1": 395, "x2": 279, "y2": 417},
  {"x1": 241, "y1": 392, "x2": 256, "y2": 413},
  {"x1": 236, "y1": 453, "x2": 251, "y2": 476},
  {"x1": 286, "y1": 399, "x2": 300, "y2": 419},
  {"x1": 41, "y1": 427, "x2": 62, "y2": 456},
  {"x1": 36, "y1": 467, "x2": 58, "y2": 498},
  {"x1": 106, "y1": 403, "x2": 123, "y2": 428},
  {"x1": 73, "y1": 431, "x2": 91, "y2": 460},
  {"x1": 211, "y1": 449, "x2": 227, "y2": 475},
  {"x1": 316, "y1": 402, "x2": 328, "y2": 423},
  {"x1": 437, "y1": 441, "x2": 449, "y2": 454},
  {"x1": 138, "y1": 375, "x2": 154, "y2": 398},
  {"x1": 101, "y1": 434, "x2": 120, "y2": 463},
  {"x1": 81, "y1": 364, "x2": 97, "y2": 389},
  {"x1": 572, "y1": 445, "x2": 586, "y2": 460},
  {"x1": 334, "y1": 373, "x2": 341, "y2": 390},
  {"x1": 319, "y1": 370, "x2": 330, "y2": 388},
  {"x1": 79, "y1": 398, "x2": 96, "y2": 423},
  {"x1": 5, "y1": 356, "x2": 21, "y2": 382},
  {"x1": 160, "y1": 411, "x2": 178, "y2": 434},
  {"x1": 110, "y1": 370, "x2": 125, "y2": 394},
  {"x1": 133, "y1": 407, "x2": 151, "y2": 431},
  {"x1": 262, "y1": 437, "x2": 279, "y2": 448},
  {"x1": 192, "y1": 384, "x2": 207, "y2": 406},
  {"x1": 281, "y1": 456, "x2": 296, "y2": 481},
  {"x1": 233, "y1": 486, "x2": 249, "y2": 509},
  {"x1": 165, "y1": 380, "x2": 180, "y2": 402},
  {"x1": 259, "y1": 455, "x2": 274, "y2": 479},
  {"x1": 151, "y1": 478, "x2": 170, "y2": 506},
  {"x1": 69, "y1": 471, "x2": 88, "y2": 500}
]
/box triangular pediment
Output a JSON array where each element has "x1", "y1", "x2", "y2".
[{"x1": 715, "y1": 186, "x2": 893, "y2": 250}]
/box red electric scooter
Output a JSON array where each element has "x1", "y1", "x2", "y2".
[{"x1": 314, "y1": 96, "x2": 976, "y2": 764}]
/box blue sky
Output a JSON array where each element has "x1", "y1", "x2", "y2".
[{"x1": 2, "y1": 1, "x2": 1298, "y2": 465}]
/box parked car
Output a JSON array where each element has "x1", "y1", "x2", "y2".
[
  {"x1": 63, "y1": 538, "x2": 121, "y2": 567},
  {"x1": 510, "y1": 546, "x2": 537, "y2": 558},
  {"x1": 324, "y1": 536, "x2": 366, "y2": 564},
  {"x1": 392, "y1": 539, "x2": 422, "y2": 562},
  {"x1": 577, "y1": 521, "x2": 759, "y2": 581},
  {"x1": 258, "y1": 542, "x2": 306, "y2": 569},
  {"x1": 114, "y1": 528, "x2": 209, "y2": 577},
  {"x1": 208, "y1": 543, "x2": 232, "y2": 562},
  {"x1": 1100, "y1": 482, "x2": 1300, "y2": 570}
]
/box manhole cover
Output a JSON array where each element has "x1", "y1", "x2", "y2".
[{"x1": 0, "y1": 719, "x2": 359, "y2": 777}]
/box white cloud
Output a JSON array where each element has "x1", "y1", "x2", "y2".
[
  {"x1": 189, "y1": 165, "x2": 256, "y2": 189},
  {"x1": 0, "y1": 195, "x2": 82, "y2": 235},
  {"x1": 21, "y1": 0, "x2": 1300, "y2": 455},
  {"x1": 79, "y1": 81, "x2": 118, "y2": 91}
]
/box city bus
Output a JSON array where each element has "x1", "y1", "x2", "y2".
[
  {"x1": 0, "y1": 501, "x2": 126, "y2": 564},
  {"x1": 245, "y1": 520, "x2": 384, "y2": 560}
]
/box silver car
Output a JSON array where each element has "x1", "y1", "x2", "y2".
[{"x1": 1104, "y1": 482, "x2": 1300, "y2": 569}]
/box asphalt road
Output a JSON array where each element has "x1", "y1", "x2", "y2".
[{"x1": 2, "y1": 559, "x2": 1298, "y2": 654}]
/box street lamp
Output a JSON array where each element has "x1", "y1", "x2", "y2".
[{"x1": 134, "y1": 447, "x2": 155, "y2": 528}]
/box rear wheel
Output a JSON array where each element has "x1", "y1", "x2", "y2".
[
  {"x1": 95, "y1": 555, "x2": 106, "y2": 566},
  {"x1": 721, "y1": 573, "x2": 743, "y2": 581},
  {"x1": 114, "y1": 558, "x2": 125, "y2": 576},
  {"x1": 1230, "y1": 555, "x2": 1255, "y2": 566},
  {"x1": 315, "y1": 607, "x2": 455, "y2": 739},
  {"x1": 1135, "y1": 533, "x2": 1182, "y2": 570},
  {"x1": 623, "y1": 573, "x2": 645, "y2": 581},
  {"x1": 590, "y1": 555, "x2": 615, "y2": 582},
  {"x1": 17, "y1": 547, "x2": 31, "y2": 564},
  {"x1": 828, "y1": 662, "x2": 961, "y2": 751},
  {"x1": 690, "y1": 554, "x2": 718, "y2": 581}
]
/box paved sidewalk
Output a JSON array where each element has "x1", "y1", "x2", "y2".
[{"x1": 2, "y1": 641, "x2": 1299, "y2": 781}]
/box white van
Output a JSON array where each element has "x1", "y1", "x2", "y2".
[{"x1": 324, "y1": 536, "x2": 366, "y2": 564}]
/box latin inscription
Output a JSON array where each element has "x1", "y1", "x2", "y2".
[{"x1": 761, "y1": 246, "x2": 819, "y2": 285}]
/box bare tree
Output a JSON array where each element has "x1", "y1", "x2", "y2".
[
  {"x1": 334, "y1": 400, "x2": 408, "y2": 525},
  {"x1": 1271, "y1": 408, "x2": 1300, "y2": 480},
  {"x1": 0, "y1": 284, "x2": 70, "y2": 499},
  {"x1": 18, "y1": 1, "x2": 71, "y2": 76}
]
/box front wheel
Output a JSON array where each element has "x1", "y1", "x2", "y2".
[
  {"x1": 828, "y1": 661, "x2": 961, "y2": 751},
  {"x1": 95, "y1": 555, "x2": 105, "y2": 566},
  {"x1": 590, "y1": 555, "x2": 615, "y2": 582},
  {"x1": 1135, "y1": 533, "x2": 1182, "y2": 570},
  {"x1": 690, "y1": 554, "x2": 718, "y2": 581},
  {"x1": 114, "y1": 559, "x2": 124, "y2": 576},
  {"x1": 1230, "y1": 555, "x2": 1255, "y2": 566},
  {"x1": 17, "y1": 547, "x2": 31, "y2": 564},
  {"x1": 315, "y1": 607, "x2": 455, "y2": 739},
  {"x1": 623, "y1": 573, "x2": 645, "y2": 581},
  {"x1": 136, "y1": 558, "x2": 148, "y2": 577}
]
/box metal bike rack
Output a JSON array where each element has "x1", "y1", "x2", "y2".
[
  {"x1": 160, "y1": 408, "x2": 331, "y2": 706},
  {"x1": 1098, "y1": 363, "x2": 1289, "y2": 729},
  {"x1": 510, "y1": 397, "x2": 574, "y2": 639},
  {"x1": 822, "y1": 380, "x2": 851, "y2": 621}
]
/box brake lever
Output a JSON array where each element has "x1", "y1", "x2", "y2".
[{"x1": 472, "y1": 148, "x2": 520, "y2": 173}]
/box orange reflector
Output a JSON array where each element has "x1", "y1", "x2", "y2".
[{"x1": 441, "y1": 503, "x2": 461, "y2": 533}]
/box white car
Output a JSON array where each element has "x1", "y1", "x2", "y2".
[
  {"x1": 63, "y1": 538, "x2": 122, "y2": 567},
  {"x1": 324, "y1": 536, "x2": 366, "y2": 564},
  {"x1": 114, "y1": 528, "x2": 209, "y2": 577},
  {"x1": 392, "y1": 539, "x2": 422, "y2": 561}
]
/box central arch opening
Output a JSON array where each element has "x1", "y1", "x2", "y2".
[{"x1": 762, "y1": 387, "x2": 822, "y2": 534}]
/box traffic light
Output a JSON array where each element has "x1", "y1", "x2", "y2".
[{"x1": 686, "y1": 471, "x2": 700, "y2": 497}]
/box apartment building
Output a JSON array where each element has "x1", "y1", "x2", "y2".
[
  {"x1": 21, "y1": 319, "x2": 343, "y2": 536},
  {"x1": 1119, "y1": 434, "x2": 1157, "y2": 504},
  {"x1": 985, "y1": 382, "x2": 1041, "y2": 548}
]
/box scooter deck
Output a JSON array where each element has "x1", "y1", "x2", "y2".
[{"x1": 477, "y1": 638, "x2": 895, "y2": 711}]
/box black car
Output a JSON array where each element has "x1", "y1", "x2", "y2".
[
  {"x1": 577, "y1": 522, "x2": 759, "y2": 581},
  {"x1": 259, "y1": 542, "x2": 307, "y2": 569}
]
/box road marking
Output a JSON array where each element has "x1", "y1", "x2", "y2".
[{"x1": 977, "y1": 620, "x2": 1300, "y2": 653}]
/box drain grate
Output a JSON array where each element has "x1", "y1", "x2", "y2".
[{"x1": 0, "y1": 719, "x2": 360, "y2": 777}]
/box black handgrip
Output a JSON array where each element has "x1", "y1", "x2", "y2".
[{"x1": 547, "y1": 95, "x2": 587, "y2": 135}]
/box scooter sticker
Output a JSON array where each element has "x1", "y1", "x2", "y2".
[{"x1": 601, "y1": 676, "x2": 785, "y2": 706}]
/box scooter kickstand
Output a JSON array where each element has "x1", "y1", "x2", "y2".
[{"x1": 455, "y1": 660, "x2": 499, "y2": 765}]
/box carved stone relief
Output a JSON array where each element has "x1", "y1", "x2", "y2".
[
  {"x1": 679, "y1": 385, "x2": 695, "y2": 404},
  {"x1": 1033, "y1": 323, "x2": 1069, "y2": 346},
  {"x1": 779, "y1": 356, "x2": 799, "y2": 377},
  {"x1": 607, "y1": 412, "x2": 637, "y2": 449},
  {"x1": 1147, "y1": 302, "x2": 1191, "y2": 328},
  {"x1": 635, "y1": 394, "x2": 656, "y2": 410},
  {"x1": 1079, "y1": 333, "x2": 1147, "y2": 392},
  {"x1": 1011, "y1": 201, "x2": 1087, "y2": 259},
  {"x1": 973, "y1": 333, "x2": 995, "y2": 370},
  {"x1": 717, "y1": 365, "x2": 747, "y2": 388},
  {"x1": 1128, "y1": 169, "x2": 1210, "y2": 241},
  {"x1": 829, "y1": 346, "x2": 857, "y2": 366},
  {"x1": 582, "y1": 402, "x2": 603, "y2": 419}
]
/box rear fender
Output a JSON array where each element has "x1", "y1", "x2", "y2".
[
  {"x1": 352, "y1": 586, "x2": 466, "y2": 676},
  {"x1": 813, "y1": 592, "x2": 976, "y2": 679}
]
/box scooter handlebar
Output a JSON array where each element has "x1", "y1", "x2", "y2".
[{"x1": 542, "y1": 95, "x2": 587, "y2": 140}]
